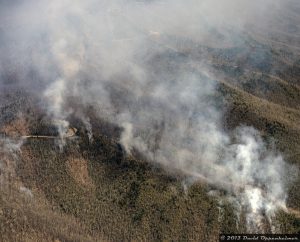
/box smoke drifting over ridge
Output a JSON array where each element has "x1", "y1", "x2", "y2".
[{"x1": 0, "y1": 0, "x2": 297, "y2": 232}]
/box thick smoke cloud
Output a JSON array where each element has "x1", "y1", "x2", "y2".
[{"x1": 0, "y1": 0, "x2": 296, "y2": 232}]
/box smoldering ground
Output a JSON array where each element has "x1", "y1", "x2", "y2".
[{"x1": 0, "y1": 0, "x2": 298, "y2": 232}]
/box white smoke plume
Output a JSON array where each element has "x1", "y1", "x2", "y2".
[
  {"x1": 44, "y1": 78, "x2": 70, "y2": 149},
  {"x1": 0, "y1": 0, "x2": 298, "y2": 232},
  {"x1": 0, "y1": 137, "x2": 23, "y2": 190},
  {"x1": 82, "y1": 116, "x2": 93, "y2": 142}
]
